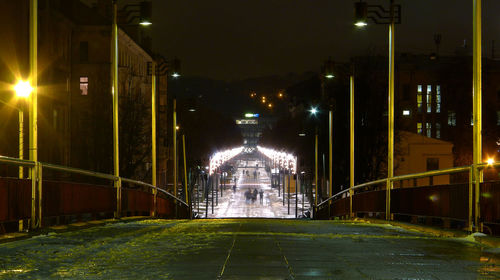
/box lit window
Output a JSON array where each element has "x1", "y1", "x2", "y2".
[
  {"x1": 80, "y1": 77, "x2": 88, "y2": 96},
  {"x1": 417, "y1": 122, "x2": 422, "y2": 134},
  {"x1": 417, "y1": 85, "x2": 422, "y2": 92},
  {"x1": 426, "y1": 85, "x2": 432, "y2": 113},
  {"x1": 436, "y1": 85, "x2": 441, "y2": 113},
  {"x1": 436, "y1": 123, "x2": 441, "y2": 139},
  {"x1": 497, "y1": 111, "x2": 500, "y2": 126},
  {"x1": 417, "y1": 93, "x2": 423, "y2": 113},
  {"x1": 403, "y1": 110, "x2": 410, "y2": 116},
  {"x1": 426, "y1": 122, "x2": 432, "y2": 137},
  {"x1": 447, "y1": 111, "x2": 456, "y2": 126}
]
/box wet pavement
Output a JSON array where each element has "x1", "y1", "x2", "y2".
[
  {"x1": 201, "y1": 161, "x2": 311, "y2": 219},
  {"x1": 0, "y1": 219, "x2": 499, "y2": 279}
]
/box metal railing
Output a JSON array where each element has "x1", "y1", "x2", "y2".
[
  {"x1": 0, "y1": 155, "x2": 189, "y2": 230},
  {"x1": 316, "y1": 162, "x2": 500, "y2": 232}
]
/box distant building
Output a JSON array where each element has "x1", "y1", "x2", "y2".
[
  {"x1": 395, "y1": 54, "x2": 500, "y2": 173},
  {"x1": 0, "y1": 0, "x2": 166, "y2": 184},
  {"x1": 396, "y1": 131, "x2": 453, "y2": 187}
]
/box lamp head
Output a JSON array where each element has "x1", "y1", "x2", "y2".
[
  {"x1": 139, "y1": 1, "x2": 152, "y2": 26},
  {"x1": 354, "y1": 1, "x2": 368, "y2": 27}
]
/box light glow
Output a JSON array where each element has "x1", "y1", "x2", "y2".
[
  {"x1": 325, "y1": 74, "x2": 335, "y2": 79},
  {"x1": 355, "y1": 21, "x2": 368, "y2": 27},
  {"x1": 487, "y1": 158, "x2": 494, "y2": 165},
  {"x1": 171, "y1": 72, "x2": 180, "y2": 78},
  {"x1": 139, "y1": 21, "x2": 152, "y2": 26},
  {"x1": 14, "y1": 80, "x2": 33, "y2": 98},
  {"x1": 209, "y1": 146, "x2": 244, "y2": 175},
  {"x1": 403, "y1": 110, "x2": 410, "y2": 116},
  {"x1": 257, "y1": 146, "x2": 297, "y2": 173},
  {"x1": 309, "y1": 107, "x2": 318, "y2": 115}
]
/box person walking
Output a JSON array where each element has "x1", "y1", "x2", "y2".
[{"x1": 259, "y1": 189, "x2": 264, "y2": 204}]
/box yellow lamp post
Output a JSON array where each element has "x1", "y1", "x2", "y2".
[
  {"x1": 472, "y1": 0, "x2": 482, "y2": 231},
  {"x1": 14, "y1": 81, "x2": 34, "y2": 179},
  {"x1": 354, "y1": 0, "x2": 401, "y2": 220},
  {"x1": 29, "y1": 0, "x2": 39, "y2": 229}
]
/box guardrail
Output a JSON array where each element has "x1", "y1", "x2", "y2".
[
  {"x1": 315, "y1": 162, "x2": 500, "y2": 234},
  {"x1": 0, "y1": 155, "x2": 190, "y2": 233}
]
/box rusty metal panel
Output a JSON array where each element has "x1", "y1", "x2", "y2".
[
  {"x1": 0, "y1": 178, "x2": 31, "y2": 222},
  {"x1": 122, "y1": 188, "x2": 153, "y2": 214},
  {"x1": 157, "y1": 196, "x2": 174, "y2": 217},
  {"x1": 330, "y1": 197, "x2": 349, "y2": 217},
  {"x1": 353, "y1": 190, "x2": 386, "y2": 213},
  {"x1": 391, "y1": 184, "x2": 468, "y2": 220},
  {"x1": 43, "y1": 181, "x2": 116, "y2": 217}
]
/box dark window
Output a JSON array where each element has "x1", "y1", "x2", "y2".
[
  {"x1": 80, "y1": 41, "x2": 88, "y2": 62},
  {"x1": 403, "y1": 84, "x2": 410, "y2": 101},
  {"x1": 426, "y1": 158, "x2": 439, "y2": 171}
]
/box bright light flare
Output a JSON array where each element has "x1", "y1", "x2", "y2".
[
  {"x1": 14, "y1": 80, "x2": 33, "y2": 98},
  {"x1": 139, "y1": 21, "x2": 152, "y2": 26},
  {"x1": 325, "y1": 74, "x2": 335, "y2": 79},
  {"x1": 487, "y1": 158, "x2": 495, "y2": 165},
  {"x1": 171, "y1": 72, "x2": 180, "y2": 78},
  {"x1": 268, "y1": 103, "x2": 273, "y2": 108},
  {"x1": 309, "y1": 107, "x2": 318, "y2": 115}
]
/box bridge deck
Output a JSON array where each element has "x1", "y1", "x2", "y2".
[{"x1": 0, "y1": 219, "x2": 498, "y2": 279}]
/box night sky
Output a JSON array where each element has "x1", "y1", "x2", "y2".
[{"x1": 117, "y1": 0, "x2": 500, "y2": 81}]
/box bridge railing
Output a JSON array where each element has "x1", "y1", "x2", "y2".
[
  {"x1": 315, "y1": 163, "x2": 500, "y2": 234},
  {"x1": 0, "y1": 155, "x2": 190, "y2": 233}
]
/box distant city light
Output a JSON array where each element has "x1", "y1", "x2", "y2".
[
  {"x1": 278, "y1": 92, "x2": 284, "y2": 98},
  {"x1": 268, "y1": 103, "x2": 273, "y2": 108},
  {"x1": 244, "y1": 113, "x2": 259, "y2": 118},
  {"x1": 176, "y1": 125, "x2": 180, "y2": 130},
  {"x1": 403, "y1": 110, "x2": 410, "y2": 116},
  {"x1": 14, "y1": 80, "x2": 33, "y2": 98},
  {"x1": 325, "y1": 74, "x2": 335, "y2": 79},
  {"x1": 171, "y1": 72, "x2": 180, "y2": 78},
  {"x1": 298, "y1": 133, "x2": 306, "y2": 137},
  {"x1": 188, "y1": 108, "x2": 196, "y2": 112}
]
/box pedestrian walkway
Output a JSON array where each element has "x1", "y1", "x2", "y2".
[
  {"x1": 206, "y1": 161, "x2": 308, "y2": 218},
  {"x1": 1, "y1": 219, "x2": 498, "y2": 279}
]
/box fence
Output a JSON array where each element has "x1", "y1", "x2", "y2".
[
  {"x1": 315, "y1": 163, "x2": 500, "y2": 234},
  {"x1": 0, "y1": 155, "x2": 190, "y2": 233}
]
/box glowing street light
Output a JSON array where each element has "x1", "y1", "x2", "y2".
[
  {"x1": 354, "y1": 1, "x2": 368, "y2": 27},
  {"x1": 324, "y1": 74, "x2": 335, "y2": 79},
  {"x1": 487, "y1": 158, "x2": 494, "y2": 166},
  {"x1": 268, "y1": 103, "x2": 273, "y2": 109},
  {"x1": 309, "y1": 106, "x2": 318, "y2": 116},
  {"x1": 171, "y1": 72, "x2": 180, "y2": 78},
  {"x1": 14, "y1": 80, "x2": 33, "y2": 98}
]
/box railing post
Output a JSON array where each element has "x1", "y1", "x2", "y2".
[
  {"x1": 37, "y1": 162, "x2": 42, "y2": 228},
  {"x1": 115, "y1": 177, "x2": 122, "y2": 218},
  {"x1": 385, "y1": 178, "x2": 392, "y2": 220},
  {"x1": 468, "y1": 166, "x2": 473, "y2": 232}
]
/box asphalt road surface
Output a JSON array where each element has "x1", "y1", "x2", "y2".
[{"x1": 1, "y1": 219, "x2": 499, "y2": 279}]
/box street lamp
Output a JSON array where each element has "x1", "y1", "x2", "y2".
[
  {"x1": 309, "y1": 106, "x2": 318, "y2": 116},
  {"x1": 14, "y1": 81, "x2": 33, "y2": 98},
  {"x1": 353, "y1": 0, "x2": 401, "y2": 220}
]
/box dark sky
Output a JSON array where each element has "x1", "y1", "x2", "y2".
[{"x1": 140, "y1": 0, "x2": 499, "y2": 80}]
